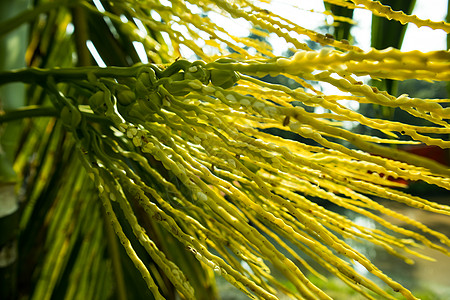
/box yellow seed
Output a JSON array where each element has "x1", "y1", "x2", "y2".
[
  {"x1": 109, "y1": 193, "x2": 116, "y2": 201},
  {"x1": 276, "y1": 58, "x2": 290, "y2": 67},
  {"x1": 240, "y1": 99, "x2": 251, "y2": 106},
  {"x1": 188, "y1": 80, "x2": 202, "y2": 89},
  {"x1": 142, "y1": 142, "x2": 154, "y2": 153},
  {"x1": 253, "y1": 101, "x2": 265, "y2": 110},
  {"x1": 118, "y1": 123, "x2": 127, "y2": 132},
  {"x1": 128, "y1": 127, "x2": 138, "y2": 137},
  {"x1": 226, "y1": 94, "x2": 237, "y2": 102},
  {"x1": 299, "y1": 127, "x2": 313, "y2": 136},
  {"x1": 202, "y1": 86, "x2": 216, "y2": 93},
  {"x1": 197, "y1": 191, "x2": 208, "y2": 202},
  {"x1": 214, "y1": 90, "x2": 224, "y2": 99},
  {"x1": 228, "y1": 159, "x2": 236, "y2": 168},
  {"x1": 289, "y1": 121, "x2": 301, "y2": 131},
  {"x1": 133, "y1": 137, "x2": 142, "y2": 147},
  {"x1": 293, "y1": 51, "x2": 305, "y2": 61}
]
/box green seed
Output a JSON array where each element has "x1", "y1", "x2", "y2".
[
  {"x1": 60, "y1": 106, "x2": 81, "y2": 128},
  {"x1": 117, "y1": 89, "x2": 136, "y2": 106},
  {"x1": 89, "y1": 91, "x2": 108, "y2": 115},
  {"x1": 185, "y1": 61, "x2": 210, "y2": 84},
  {"x1": 210, "y1": 69, "x2": 240, "y2": 89}
]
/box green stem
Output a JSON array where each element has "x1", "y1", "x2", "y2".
[
  {"x1": 101, "y1": 206, "x2": 128, "y2": 300},
  {"x1": 0, "y1": 106, "x2": 112, "y2": 126},
  {"x1": 0, "y1": 106, "x2": 58, "y2": 123},
  {"x1": 71, "y1": 5, "x2": 92, "y2": 66},
  {"x1": 0, "y1": 65, "x2": 147, "y2": 86},
  {"x1": 0, "y1": 60, "x2": 207, "y2": 86}
]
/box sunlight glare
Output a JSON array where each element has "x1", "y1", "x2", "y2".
[
  {"x1": 86, "y1": 40, "x2": 106, "y2": 67},
  {"x1": 132, "y1": 41, "x2": 149, "y2": 63}
]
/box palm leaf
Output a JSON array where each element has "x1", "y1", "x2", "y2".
[{"x1": 370, "y1": 0, "x2": 416, "y2": 110}]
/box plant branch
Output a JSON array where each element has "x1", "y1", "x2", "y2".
[
  {"x1": 0, "y1": 106, "x2": 58, "y2": 123},
  {"x1": 71, "y1": 5, "x2": 92, "y2": 66},
  {"x1": 0, "y1": 106, "x2": 112, "y2": 126},
  {"x1": 0, "y1": 65, "x2": 147, "y2": 86},
  {"x1": 101, "y1": 205, "x2": 128, "y2": 300}
]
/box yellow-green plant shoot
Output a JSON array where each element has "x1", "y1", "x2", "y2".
[{"x1": 0, "y1": 0, "x2": 449, "y2": 299}]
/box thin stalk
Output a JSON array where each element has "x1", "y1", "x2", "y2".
[
  {"x1": 0, "y1": 106, "x2": 113, "y2": 126},
  {"x1": 0, "y1": 107, "x2": 58, "y2": 123},
  {"x1": 71, "y1": 6, "x2": 92, "y2": 66},
  {"x1": 102, "y1": 207, "x2": 128, "y2": 300},
  {"x1": 0, "y1": 65, "x2": 146, "y2": 85}
]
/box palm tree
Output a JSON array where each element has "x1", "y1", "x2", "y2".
[{"x1": 1, "y1": 1, "x2": 449, "y2": 299}]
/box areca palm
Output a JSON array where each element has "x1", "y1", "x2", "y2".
[{"x1": 1, "y1": 1, "x2": 450, "y2": 299}]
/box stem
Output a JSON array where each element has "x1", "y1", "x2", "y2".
[
  {"x1": 0, "y1": 106, "x2": 58, "y2": 123},
  {"x1": 0, "y1": 106, "x2": 113, "y2": 126},
  {"x1": 101, "y1": 206, "x2": 128, "y2": 300},
  {"x1": 0, "y1": 65, "x2": 147, "y2": 86},
  {"x1": 71, "y1": 5, "x2": 92, "y2": 66}
]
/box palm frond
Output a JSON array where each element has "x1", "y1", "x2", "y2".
[{"x1": 1, "y1": 1, "x2": 449, "y2": 299}]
